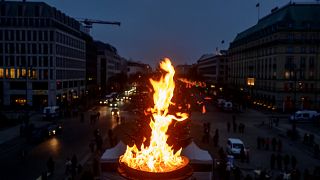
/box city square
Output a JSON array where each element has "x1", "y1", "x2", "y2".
[{"x1": 0, "y1": 0, "x2": 320, "y2": 180}]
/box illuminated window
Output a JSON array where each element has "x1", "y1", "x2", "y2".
[
  {"x1": 0, "y1": 68, "x2": 3, "y2": 78},
  {"x1": 10, "y1": 68, "x2": 15, "y2": 79},
  {"x1": 16, "y1": 68, "x2": 20, "y2": 78},
  {"x1": 5, "y1": 68, "x2": 9, "y2": 78},
  {"x1": 21, "y1": 68, "x2": 26, "y2": 77},
  {"x1": 285, "y1": 71, "x2": 290, "y2": 79},
  {"x1": 32, "y1": 69, "x2": 37, "y2": 79},
  {"x1": 247, "y1": 78, "x2": 255, "y2": 86}
]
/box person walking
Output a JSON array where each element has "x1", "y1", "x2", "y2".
[
  {"x1": 65, "y1": 157, "x2": 72, "y2": 175},
  {"x1": 283, "y1": 154, "x2": 290, "y2": 171},
  {"x1": 227, "y1": 121, "x2": 231, "y2": 132},
  {"x1": 291, "y1": 155, "x2": 297, "y2": 169},
  {"x1": 265, "y1": 138, "x2": 270, "y2": 150},
  {"x1": 277, "y1": 139, "x2": 282, "y2": 152},
  {"x1": 276, "y1": 153, "x2": 282, "y2": 170},
  {"x1": 272, "y1": 137, "x2": 277, "y2": 151},
  {"x1": 46, "y1": 156, "x2": 55, "y2": 175},
  {"x1": 270, "y1": 153, "x2": 276, "y2": 170},
  {"x1": 257, "y1": 137, "x2": 261, "y2": 149},
  {"x1": 240, "y1": 146, "x2": 245, "y2": 163},
  {"x1": 213, "y1": 129, "x2": 219, "y2": 147}
]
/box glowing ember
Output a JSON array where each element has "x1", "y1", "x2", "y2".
[{"x1": 120, "y1": 58, "x2": 189, "y2": 172}]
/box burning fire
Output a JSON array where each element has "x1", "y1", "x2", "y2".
[{"x1": 120, "y1": 58, "x2": 189, "y2": 172}]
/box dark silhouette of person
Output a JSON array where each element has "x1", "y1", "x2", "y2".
[
  {"x1": 283, "y1": 154, "x2": 290, "y2": 171},
  {"x1": 276, "y1": 153, "x2": 282, "y2": 170},
  {"x1": 271, "y1": 137, "x2": 277, "y2": 151},
  {"x1": 227, "y1": 121, "x2": 231, "y2": 132},
  {"x1": 47, "y1": 156, "x2": 55, "y2": 175},
  {"x1": 277, "y1": 139, "x2": 282, "y2": 152},
  {"x1": 303, "y1": 169, "x2": 310, "y2": 180},
  {"x1": 213, "y1": 129, "x2": 219, "y2": 147},
  {"x1": 270, "y1": 153, "x2": 276, "y2": 169},
  {"x1": 240, "y1": 146, "x2": 245, "y2": 163},
  {"x1": 257, "y1": 137, "x2": 261, "y2": 149},
  {"x1": 291, "y1": 155, "x2": 297, "y2": 169}
]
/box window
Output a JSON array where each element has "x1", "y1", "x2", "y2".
[
  {"x1": 300, "y1": 57, "x2": 306, "y2": 68},
  {"x1": 0, "y1": 68, "x2": 3, "y2": 78},
  {"x1": 309, "y1": 57, "x2": 315, "y2": 68},
  {"x1": 286, "y1": 46, "x2": 293, "y2": 53},
  {"x1": 10, "y1": 68, "x2": 15, "y2": 79}
]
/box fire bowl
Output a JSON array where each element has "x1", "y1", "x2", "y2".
[{"x1": 118, "y1": 156, "x2": 193, "y2": 180}]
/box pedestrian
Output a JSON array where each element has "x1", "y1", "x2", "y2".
[
  {"x1": 277, "y1": 139, "x2": 282, "y2": 152},
  {"x1": 244, "y1": 174, "x2": 253, "y2": 180},
  {"x1": 314, "y1": 144, "x2": 319, "y2": 158},
  {"x1": 65, "y1": 158, "x2": 72, "y2": 175},
  {"x1": 261, "y1": 137, "x2": 265, "y2": 149},
  {"x1": 234, "y1": 167, "x2": 241, "y2": 180},
  {"x1": 89, "y1": 141, "x2": 95, "y2": 153},
  {"x1": 242, "y1": 123, "x2": 245, "y2": 134},
  {"x1": 257, "y1": 136, "x2": 261, "y2": 149},
  {"x1": 270, "y1": 153, "x2": 276, "y2": 169},
  {"x1": 291, "y1": 155, "x2": 297, "y2": 169},
  {"x1": 276, "y1": 153, "x2": 282, "y2": 170},
  {"x1": 240, "y1": 146, "x2": 245, "y2": 163},
  {"x1": 227, "y1": 121, "x2": 231, "y2": 132},
  {"x1": 246, "y1": 147, "x2": 250, "y2": 163},
  {"x1": 238, "y1": 123, "x2": 242, "y2": 133},
  {"x1": 80, "y1": 112, "x2": 84, "y2": 123},
  {"x1": 309, "y1": 134, "x2": 314, "y2": 145},
  {"x1": 213, "y1": 129, "x2": 219, "y2": 147},
  {"x1": 71, "y1": 155, "x2": 78, "y2": 171},
  {"x1": 265, "y1": 138, "x2": 270, "y2": 150},
  {"x1": 272, "y1": 137, "x2": 277, "y2": 151},
  {"x1": 303, "y1": 169, "x2": 310, "y2": 180},
  {"x1": 46, "y1": 156, "x2": 55, "y2": 175},
  {"x1": 283, "y1": 154, "x2": 290, "y2": 171},
  {"x1": 233, "y1": 122, "x2": 237, "y2": 133}
]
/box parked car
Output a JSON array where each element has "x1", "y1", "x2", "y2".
[
  {"x1": 289, "y1": 110, "x2": 319, "y2": 123},
  {"x1": 226, "y1": 138, "x2": 245, "y2": 156}
]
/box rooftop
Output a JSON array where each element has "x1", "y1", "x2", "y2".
[{"x1": 233, "y1": 2, "x2": 320, "y2": 42}]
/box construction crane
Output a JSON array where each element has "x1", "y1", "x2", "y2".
[{"x1": 78, "y1": 18, "x2": 121, "y2": 29}]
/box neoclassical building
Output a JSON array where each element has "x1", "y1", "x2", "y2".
[{"x1": 228, "y1": 3, "x2": 320, "y2": 111}]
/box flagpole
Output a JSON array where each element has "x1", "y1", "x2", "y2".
[{"x1": 258, "y1": 3, "x2": 260, "y2": 21}]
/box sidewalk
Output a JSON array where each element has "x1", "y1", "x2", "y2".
[{"x1": 0, "y1": 113, "x2": 45, "y2": 145}]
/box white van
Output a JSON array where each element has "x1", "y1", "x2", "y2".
[
  {"x1": 226, "y1": 138, "x2": 245, "y2": 156},
  {"x1": 43, "y1": 106, "x2": 60, "y2": 119},
  {"x1": 289, "y1": 110, "x2": 319, "y2": 123}
]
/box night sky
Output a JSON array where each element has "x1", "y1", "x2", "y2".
[{"x1": 38, "y1": 0, "x2": 308, "y2": 67}]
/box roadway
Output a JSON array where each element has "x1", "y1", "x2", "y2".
[{"x1": 0, "y1": 101, "x2": 127, "y2": 180}]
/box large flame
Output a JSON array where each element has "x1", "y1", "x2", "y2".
[{"x1": 120, "y1": 58, "x2": 189, "y2": 172}]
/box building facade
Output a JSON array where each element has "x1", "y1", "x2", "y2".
[
  {"x1": 197, "y1": 51, "x2": 228, "y2": 84},
  {"x1": 228, "y1": 3, "x2": 320, "y2": 111},
  {"x1": 0, "y1": 1, "x2": 86, "y2": 108},
  {"x1": 175, "y1": 64, "x2": 192, "y2": 77},
  {"x1": 127, "y1": 61, "x2": 151, "y2": 77},
  {"x1": 96, "y1": 41, "x2": 127, "y2": 92}
]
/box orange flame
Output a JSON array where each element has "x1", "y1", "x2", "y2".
[{"x1": 120, "y1": 58, "x2": 188, "y2": 172}]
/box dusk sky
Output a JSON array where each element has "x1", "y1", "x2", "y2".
[{"x1": 39, "y1": 0, "x2": 309, "y2": 67}]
